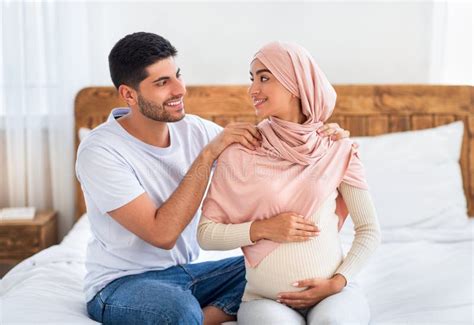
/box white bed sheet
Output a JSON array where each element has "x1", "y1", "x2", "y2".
[{"x1": 1, "y1": 215, "x2": 473, "y2": 324}]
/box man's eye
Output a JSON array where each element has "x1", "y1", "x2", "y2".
[{"x1": 157, "y1": 80, "x2": 167, "y2": 86}]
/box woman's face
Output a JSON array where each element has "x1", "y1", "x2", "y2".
[{"x1": 248, "y1": 59, "x2": 301, "y2": 121}]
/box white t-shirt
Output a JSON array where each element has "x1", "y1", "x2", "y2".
[{"x1": 75, "y1": 108, "x2": 222, "y2": 302}]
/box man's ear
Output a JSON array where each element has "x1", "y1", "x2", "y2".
[{"x1": 118, "y1": 85, "x2": 138, "y2": 107}]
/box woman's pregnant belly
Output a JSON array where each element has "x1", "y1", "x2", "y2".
[{"x1": 243, "y1": 195, "x2": 344, "y2": 301}]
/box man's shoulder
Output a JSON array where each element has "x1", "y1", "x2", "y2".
[
  {"x1": 217, "y1": 143, "x2": 253, "y2": 165},
  {"x1": 77, "y1": 121, "x2": 121, "y2": 158}
]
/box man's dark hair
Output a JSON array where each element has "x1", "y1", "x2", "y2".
[{"x1": 108, "y1": 32, "x2": 177, "y2": 89}]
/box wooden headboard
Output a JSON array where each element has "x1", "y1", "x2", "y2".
[{"x1": 75, "y1": 85, "x2": 474, "y2": 219}]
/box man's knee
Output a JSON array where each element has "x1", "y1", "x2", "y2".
[
  {"x1": 102, "y1": 292, "x2": 203, "y2": 325},
  {"x1": 148, "y1": 290, "x2": 203, "y2": 324},
  {"x1": 167, "y1": 295, "x2": 203, "y2": 325},
  {"x1": 100, "y1": 278, "x2": 204, "y2": 325}
]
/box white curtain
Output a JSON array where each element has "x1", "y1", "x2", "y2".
[
  {"x1": 0, "y1": 1, "x2": 91, "y2": 238},
  {"x1": 430, "y1": 0, "x2": 473, "y2": 85}
]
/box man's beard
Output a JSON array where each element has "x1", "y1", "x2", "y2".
[{"x1": 137, "y1": 93, "x2": 185, "y2": 123}]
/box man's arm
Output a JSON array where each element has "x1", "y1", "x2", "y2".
[
  {"x1": 108, "y1": 122, "x2": 262, "y2": 250},
  {"x1": 108, "y1": 149, "x2": 214, "y2": 249}
]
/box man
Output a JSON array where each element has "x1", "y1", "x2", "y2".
[{"x1": 76, "y1": 32, "x2": 348, "y2": 324}]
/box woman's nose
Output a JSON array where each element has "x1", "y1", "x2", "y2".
[{"x1": 248, "y1": 83, "x2": 259, "y2": 96}]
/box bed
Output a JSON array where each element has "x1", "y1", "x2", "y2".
[{"x1": 1, "y1": 85, "x2": 473, "y2": 324}]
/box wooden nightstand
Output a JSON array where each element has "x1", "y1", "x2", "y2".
[{"x1": 0, "y1": 210, "x2": 58, "y2": 277}]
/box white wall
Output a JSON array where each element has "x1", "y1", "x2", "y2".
[
  {"x1": 430, "y1": 0, "x2": 473, "y2": 84},
  {"x1": 84, "y1": 1, "x2": 438, "y2": 86}
]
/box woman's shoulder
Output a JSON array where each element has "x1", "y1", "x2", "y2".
[{"x1": 218, "y1": 143, "x2": 255, "y2": 164}]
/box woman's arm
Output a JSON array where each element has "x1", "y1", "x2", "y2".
[
  {"x1": 334, "y1": 182, "x2": 382, "y2": 285},
  {"x1": 198, "y1": 213, "x2": 320, "y2": 250},
  {"x1": 197, "y1": 216, "x2": 254, "y2": 250}
]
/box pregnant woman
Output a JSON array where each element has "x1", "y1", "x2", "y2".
[{"x1": 198, "y1": 41, "x2": 381, "y2": 324}]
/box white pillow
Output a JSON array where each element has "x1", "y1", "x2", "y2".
[
  {"x1": 345, "y1": 121, "x2": 467, "y2": 230},
  {"x1": 78, "y1": 127, "x2": 91, "y2": 142}
]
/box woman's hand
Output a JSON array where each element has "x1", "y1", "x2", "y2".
[
  {"x1": 250, "y1": 212, "x2": 320, "y2": 243},
  {"x1": 317, "y1": 123, "x2": 349, "y2": 140},
  {"x1": 277, "y1": 274, "x2": 347, "y2": 309}
]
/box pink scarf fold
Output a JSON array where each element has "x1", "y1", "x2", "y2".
[{"x1": 202, "y1": 42, "x2": 368, "y2": 267}]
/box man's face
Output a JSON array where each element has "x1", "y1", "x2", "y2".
[{"x1": 136, "y1": 57, "x2": 186, "y2": 122}]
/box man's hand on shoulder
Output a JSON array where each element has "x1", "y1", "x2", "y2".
[
  {"x1": 317, "y1": 123, "x2": 350, "y2": 141},
  {"x1": 204, "y1": 122, "x2": 262, "y2": 160}
]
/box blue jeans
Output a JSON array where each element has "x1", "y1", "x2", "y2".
[{"x1": 87, "y1": 256, "x2": 246, "y2": 325}]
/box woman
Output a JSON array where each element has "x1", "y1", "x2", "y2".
[{"x1": 198, "y1": 41, "x2": 381, "y2": 324}]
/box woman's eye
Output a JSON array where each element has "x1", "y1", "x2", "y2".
[
  {"x1": 250, "y1": 78, "x2": 254, "y2": 82},
  {"x1": 177, "y1": 73, "x2": 182, "y2": 79},
  {"x1": 260, "y1": 76, "x2": 269, "y2": 82}
]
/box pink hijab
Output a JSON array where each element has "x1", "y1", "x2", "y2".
[{"x1": 202, "y1": 41, "x2": 368, "y2": 267}]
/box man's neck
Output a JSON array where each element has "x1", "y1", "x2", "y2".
[{"x1": 117, "y1": 110, "x2": 170, "y2": 148}]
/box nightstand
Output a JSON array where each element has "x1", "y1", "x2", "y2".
[{"x1": 0, "y1": 210, "x2": 58, "y2": 277}]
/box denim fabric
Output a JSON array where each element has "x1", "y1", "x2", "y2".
[{"x1": 87, "y1": 256, "x2": 246, "y2": 325}]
